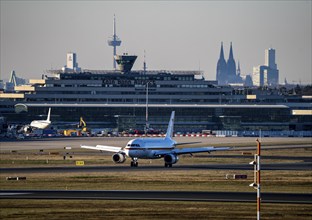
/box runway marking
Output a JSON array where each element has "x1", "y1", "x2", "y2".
[{"x1": 0, "y1": 193, "x2": 31, "y2": 196}]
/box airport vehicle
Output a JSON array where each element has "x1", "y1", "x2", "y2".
[
  {"x1": 29, "y1": 108, "x2": 51, "y2": 130},
  {"x1": 77, "y1": 117, "x2": 88, "y2": 132},
  {"x1": 81, "y1": 111, "x2": 230, "y2": 167}
]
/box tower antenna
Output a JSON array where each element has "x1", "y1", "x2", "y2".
[
  {"x1": 143, "y1": 50, "x2": 147, "y2": 74},
  {"x1": 107, "y1": 14, "x2": 122, "y2": 70}
]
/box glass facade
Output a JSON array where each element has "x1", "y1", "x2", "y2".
[{"x1": 12, "y1": 105, "x2": 290, "y2": 132}]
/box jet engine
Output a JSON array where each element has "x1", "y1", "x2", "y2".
[
  {"x1": 112, "y1": 153, "x2": 126, "y2": 163},
  {"x1": 23, "y1": 125, "x2": 32, "y2": 133},
  {"x1": 164, "y1": 154, "x2": 179, "y2": 165}
]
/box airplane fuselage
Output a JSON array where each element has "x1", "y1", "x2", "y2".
[
  {"x1": 30, "y1": 120, "x2": 51, "y2": 129},
  {"x1": 29, "y1": 108, "x2": 51, "y2": 130},
  {"x1": 124, "y1": 138, "x2": 177, "y2": 159}
]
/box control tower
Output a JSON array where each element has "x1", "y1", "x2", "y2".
[
  {"x1": 114, "y1": 53, "x2": 137, "y2": 73},
  {"x1": 107, "y1": 15, "x2": 122, "y2": 70}
]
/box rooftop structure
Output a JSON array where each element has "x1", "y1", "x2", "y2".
[
  {"x1": 5, "y1": 71, "x2": 26, "y2": 92},
  {"x1": 9, "y1": 70, "x2": 26, "y2": 86}
]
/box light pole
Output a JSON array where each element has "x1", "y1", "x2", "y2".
[
  {"x1": 249, "y1": 139, "x2": 261, "y2": 220},
  {"x1": 114, "y1": 115, "x2": 120, "y2": 133},
  {"x1": 145, "y1": 82, "x2": 151, "y2": 135}
]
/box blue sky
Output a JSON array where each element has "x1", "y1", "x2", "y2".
[{"x1": 1, "y1": 1, "x2": 311, "y2": 84}]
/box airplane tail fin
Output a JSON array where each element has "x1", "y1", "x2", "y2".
[
  {"x1": 165, "y1": 111, "x2": 175, "y2": 139},
  {"x1": 46, "y1": 108, "x2": 51, "y2": 122}
]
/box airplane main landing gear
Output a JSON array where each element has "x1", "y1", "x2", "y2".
[{"x1": 130, "y1": 158, "x2": 138, "y2": 167}]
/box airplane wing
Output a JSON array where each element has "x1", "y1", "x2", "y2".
[
  {"x1": 155, "y1": 146, "x2": 231, "y2": 156},
  {"x1": 81, "y1": 145, "x2": 122, "y2": 153},
  {"x1": 175, "y1": 142, "x2": 201, "y2": 146}
]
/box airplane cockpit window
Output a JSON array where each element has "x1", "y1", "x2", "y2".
[{"x1": 130, "y1": 144, "x2": 140, "y2": 147}]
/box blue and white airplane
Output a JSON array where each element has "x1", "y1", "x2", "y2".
[{"x1": 81, "y1": 111, "x2": 230, "y2": 167}]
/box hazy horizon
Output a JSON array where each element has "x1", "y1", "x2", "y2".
[{"x1": 1, "y1": 1, "x2": 311, "y2": 84}]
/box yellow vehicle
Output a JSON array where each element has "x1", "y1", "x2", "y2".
[
  {"x1": 64, "y1": 129, "x2": 81, "y2": 136},
  {"x1": 63, "y1": 117, "x2": 88, "y2": 136},
  {"x1": 78, "y1": 117, "x2": 88, "y2": 132}
]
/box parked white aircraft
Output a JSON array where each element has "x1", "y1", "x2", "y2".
[
  {"x1": 29, "y1": 108, "x2": 51, "y2": 129},
  {"x1": 81, "y1": 111, "x2": 230, "y2": 167}
]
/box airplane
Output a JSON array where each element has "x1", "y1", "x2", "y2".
[
  {"x1": 81, "y1": 111, "x2": 230, "y2": 167},
  {"x1": 29, "y1": 108, "x2": 51, "y2": 130}
]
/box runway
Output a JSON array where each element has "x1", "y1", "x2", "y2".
[
  {"x1": 1, "y1": 162, "x2": 311, "y2": 174},
  {"x1": 0, "y1": 190, "x2": 311, "y2": 204}
]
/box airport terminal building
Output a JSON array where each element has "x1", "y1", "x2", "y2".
[{"x1": 0, "y1": 54, "x2": 311, "y2": 133}]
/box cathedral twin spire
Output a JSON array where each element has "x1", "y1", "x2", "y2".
[
  {"x1": 216, "y1": 42, "x2": 227, "y2": 85},
  {"x1": 219, "y1": 42, "x2": 225, "y2": 61},
  {"x1": 227, "y1": 42, "x2": 237, "y2": 78},
  {"x1": 228, "y1": 42, "x2": 234, "y2": 60},
  {"x1": 216, "y1": 42, "x2": 240, "y2": 85}
]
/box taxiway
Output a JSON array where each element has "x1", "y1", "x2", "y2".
[
  {"x1": 1, "y1": 190, "x2": 311, "y2": 204},
  {"x1": 1, "y1": 162, "x2": 311, "y2": 174}
]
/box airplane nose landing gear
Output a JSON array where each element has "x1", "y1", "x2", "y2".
[
  {"x1": 165, "y1": 163, "x2": 172, "y2": 168},
  {"x1": 130, "y1": 158, "x2": 138, "y2": 167}
]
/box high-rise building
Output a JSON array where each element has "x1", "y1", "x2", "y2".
[
  {"x1": 66, "y1": 53, "x2": 77, "y2": 69},
  {"x1": 268, "y1": 68, "x2": 279, "y2": 86},
  {"x1": 252, "y1": 48, "x2": 279, "y2": 87},
  {"x1": 252, "y1": 65, "x2": 269, "y2": 87},
  {"x1": 265, "y1": 48, "x2": 277, "y2": 69},
  {"x1": 62, "y1": 52, "x2": 81, "y2": 72},
  {"x1": 216, "y1": 42, "x2": 227, "y2": 85}
]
